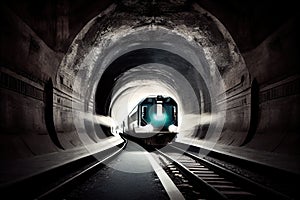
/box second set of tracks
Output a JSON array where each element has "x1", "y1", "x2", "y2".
[
  {"x1": 4, "y1": 138, "x2": 296, "y2": 200},
  {"x1": 152, "y1": 144, "x2": 292, "y2": 200}
]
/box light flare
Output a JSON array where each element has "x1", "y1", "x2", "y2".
[
  {"x1": 81, "y1": 113, "x2": 117, "y2": 128},
  {"x1": 178, "y1": 113, "x2": 221, "y2": 132}
]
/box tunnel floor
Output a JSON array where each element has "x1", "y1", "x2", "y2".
[{"x1": 62, "y1": 140, "x2": 169, "y2": 200}]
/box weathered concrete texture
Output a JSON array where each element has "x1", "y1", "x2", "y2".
[
  {"x1": 0, "y1": 82, "x2": 60, "y2": 159},
  {"x1": 53, "y1": 90, "x2": 84, "y2": 149},
  {"x1": 59, "y1": 0, "x2": 243, "y2": 84},
  {"x1": 219, "y1": 103, "x2": 251, "y2": 146},
  {"x1": 57, "y1": 0, "x2": 249, "y2": 149},
  {"x1": 0, "y1": 0, "x2": 299, "y2": 185},
  {"x1": 0, "y1": 6, "x2": 62, "y2": 82},
  {"x1": 242, "y1": 19, "x2": 300, "y2": 154},
  {"x1": 0, "y1": 3, "x2": 98, "y2": 158},
  {"x1": 0, "y1": 5, "x2": 62, "y2": 159},
  {"x1": 0, "y1": 1, "x2": 113, "y2": 172},
  {"x1": 195, "y1": 0, "x2": 298, "y2": 53},
  {"x1": 243, "y1": 19, "x2": 299, "y2": 85},
  {"x1": 246, "y1": 76, "x2": 300, "y2": 154}
]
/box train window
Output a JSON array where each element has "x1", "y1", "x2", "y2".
[{"x1": 142, "y1": 106, "x2": 147, "y2": 118}]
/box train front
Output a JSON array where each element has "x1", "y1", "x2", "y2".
[{"x1": 130, "y1": 95, "x2": 178, "y2": 146}]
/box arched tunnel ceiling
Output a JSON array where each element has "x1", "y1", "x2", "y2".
[
  {"x1": 0, "y1": 0, "x2": 299, "y2": 183},
  {"x1": 57, "y1": 0, "x2": 247, "y2": 143},
  {"x1": 1, "y1": 0, "x2": 296, "y2": 152},
  {"x1": 95, "y1": 48, "x2": 210, "y2": 116},
  {"x1": 108, "y1": 63, "x2": 197, "y2": 124},
  {"x1": 58, "y1": 0, "x2": 248, "y2": 91},
  {"x1": 2, "y1": 0, "x2": 297, "y2": 52}
]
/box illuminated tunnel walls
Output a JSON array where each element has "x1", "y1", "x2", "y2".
[{"x1": 56, "y1": 1, "x2": 248, "y2": 151}]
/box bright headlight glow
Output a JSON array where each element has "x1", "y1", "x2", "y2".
[
  {"x1": 168, "y1": 124, "x2": 178, "y2": 133},
  {"x1": 153, "y1": 114, "x2": 166, "y2": 121},
  {"x1": 145, "y1": 124, "x2": 154, "y2": 132},
  {"x1": 150, "y1": 113, "x2": 167, "y2": 127}
]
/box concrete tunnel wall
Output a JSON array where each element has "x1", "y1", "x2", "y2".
[
  {"x1": 0, "y1": 6, "x2": 63, "y2": 158},
  {"x1": 56, "y1": 1, "x2": 252, "y2": 148},
  {"x1": 243, "y1": 19, "x2": 300, "y2": 154},
  {"x1": 0, "y1": 0, "x2": 299, "y2": 181}
]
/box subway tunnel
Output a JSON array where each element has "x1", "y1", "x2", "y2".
[{"x1": 0, "y1": 0, "x2": 299, "y2": 199}]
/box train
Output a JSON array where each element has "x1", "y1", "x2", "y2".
[{"x1": 121, "y1": 95, "x2": 178, "y2": 146}]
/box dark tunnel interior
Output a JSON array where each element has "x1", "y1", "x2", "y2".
[
  {"x1": 0, "y1": 0, "x2": 299, "y2": 199},
  {"x1": 95, "y1": 48, "x2": 210, "y2": 116}
]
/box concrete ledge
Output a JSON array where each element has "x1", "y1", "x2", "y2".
[{"x1": 0, "y1": 136, "x2": 124, "y2": 186}]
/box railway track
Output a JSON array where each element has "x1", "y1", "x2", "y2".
[
  {"x1": 3, "y1": 138, "x2": 294, "y2": 200},
  {"x1": 154, "y1": 145, "x2": 291, "y2": 200},
  {"x1": 0, "y1": 141, "x2": 127, "y2": 200},
  {"x1": 35, "y1": 141, "x2": 127, "y2": 200}
]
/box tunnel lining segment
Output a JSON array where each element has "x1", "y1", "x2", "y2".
[
  {"x1": 55, "y1": 0, "x2": 249, "y2": 147},
  {"x1": 94, "y1": 48, "x2": 210, "y2": 117}
]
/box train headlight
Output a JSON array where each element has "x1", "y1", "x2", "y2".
[
  {"x1": 150, "y1": 113, "x2": 168, "y2": 127},
  {"x1": 144, "y1": 124, "x2": 154, "y2": 132},
  {"x1": 168, "y1": 124, "x2": 178, "y2": 133},
  {"x1": 152, "y1": 114, "x2": 166, "y2": 121}
]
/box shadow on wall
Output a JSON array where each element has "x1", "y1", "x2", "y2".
[
  {"x1": 44, "y1": 78, "x2": 64, "y2": 149},
  {"x1": 242, "y1": 79, "x2": 259, "y2": 146}
]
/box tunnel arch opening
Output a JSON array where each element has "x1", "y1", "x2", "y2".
[
  {"x1": 92, "y1": 44, "x2": 223, "y2": 141},
  {"x1": 106, "y1": 63, "x2": 196, "y2": 139},
  {"x1": 94, "y1": 48, "x2": 210, "y2": 117},
  {"x1": 54, "y1": 0, "x2": 250, "y2": 151}
]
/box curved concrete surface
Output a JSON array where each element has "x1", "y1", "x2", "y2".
[{"x1": 0, "y1": 0, "x2": 299, "y2": 185}]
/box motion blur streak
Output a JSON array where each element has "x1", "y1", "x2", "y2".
[
  {"x1": 179, "y1": 113, "x2": 220, "y2": 132},
  {"x1": 83, "y1": 113, "x2": 117, "y2": 128}
]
